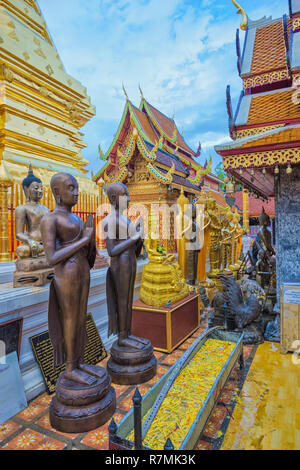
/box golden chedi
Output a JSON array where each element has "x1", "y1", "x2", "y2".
[
  {"x1": 140, "y1": 239, "x2": 188, "y2": 308},
  {"x1": 14, "y1": 164, "x2": 53, "y2": 287}
]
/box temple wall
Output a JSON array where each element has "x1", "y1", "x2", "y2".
[
  {"x1": 0, "y1": 261, "x2": 147, "y2": 401},
  {"x1": 275, "y1": 166, "x2": 300, "y2": 309}
]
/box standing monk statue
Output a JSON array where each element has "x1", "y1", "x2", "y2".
[
  {"x1": 41, "y1": 172, "x2": 116, "y2": 432},
  {"x1": 103, "y1": 182, "x2": 157, "y2": 384}
]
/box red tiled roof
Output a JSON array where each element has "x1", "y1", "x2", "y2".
[
  {"x1": 234, "y1": 191, "x2": 275, "y2": 217},
  {"x1": 131, "y1": 104, "x2": 159, "y2": 144},
  {"x1": 250, "y1": 19, "x2": 291, "y2": 76},
  {"x1": 247, "y1": 89, "x2": 300, "y2": 126},
  {"x1": 146, "y1": 102, "x2": 196, "y2": 156}
]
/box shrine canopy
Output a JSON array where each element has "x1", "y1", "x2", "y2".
[
  {"x1": 215, "y1": 0, "x2": 300, "y2": 199},
  {"x1": 94, "y1": 90, "x2": 225, "y2": 202}
]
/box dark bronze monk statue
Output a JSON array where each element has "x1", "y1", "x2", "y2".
[
  {"x1": 103, "y1": 182, "x2": 156, "y2": 384},
  {"x1": 41, "y1": 172, "x2": 100, "y2": 386},
  {"x1": 103, "y1": 182, "x2": 146, "y2": 349}
]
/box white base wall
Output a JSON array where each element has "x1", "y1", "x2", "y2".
[{"x1": 0, "y1": 261, "x2": 147, "y2": 401}]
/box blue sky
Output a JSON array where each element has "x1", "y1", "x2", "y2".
[{"x1": 37, "y1": 0, "x2": 288, "y2": 174}]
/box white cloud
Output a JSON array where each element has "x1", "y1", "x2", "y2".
[{"x1": 37, "y1": 0, "x2": 288, "y2": 173}]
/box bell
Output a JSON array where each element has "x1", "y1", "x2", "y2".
[
  {"x1": 286, "y1": 164, "x2": 292, "y2": 175},
  {"x1": 226, "y1": 180, "x2": 235, "y2": 194},
  {"x1": 274, "y1": 166, "x2": 279, "y2": 175}
]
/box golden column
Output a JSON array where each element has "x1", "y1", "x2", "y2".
[
  {"x1": 176, "y1": 187, "x2": 190, "y2": 279},
  {"x1": 0, "y1": 161, "x2": 13, "y2": 261},
  {"x1": 97, "y1": 178, "x2": 105, "y2": 249},
  {"x1": 243, "y1": 188, "x2": 249, "y2": 234}
]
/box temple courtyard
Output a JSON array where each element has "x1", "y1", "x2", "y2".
[{"x1": 0, "y1": 312, "x2": 298, "y2": 451}]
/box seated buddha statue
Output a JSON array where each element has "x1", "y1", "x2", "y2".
[
  {"x1": 14, "y1": 165, "x2": 52, "y2": 280},
  {"x1": 140, "y1": 238, "x2": 188, "y2": 308}
]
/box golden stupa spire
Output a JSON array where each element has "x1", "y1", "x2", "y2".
[{"x1": 232, "y1": 0, "x2": 248, "y2": 31}]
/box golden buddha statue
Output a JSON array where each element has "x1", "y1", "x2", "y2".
[
  {"x1": 220, "y1": 207, "x2": 235, "y2": 275},
  {"x1": 140, "y1": 238, "x2": 188, "y2": 308},
  {"x1": 206, "y1": 192, "x2": 222, "y2": 281},
  {"x1": 232, "y1": 208, "x2": 244, "y2": 271},
  {"x1": 14, "y1": 165, "x2": 53, "y2": 287}
]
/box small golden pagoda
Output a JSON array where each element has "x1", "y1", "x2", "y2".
[{"x1": 0, "y1": 0, "x2": 98, "y2": 260}]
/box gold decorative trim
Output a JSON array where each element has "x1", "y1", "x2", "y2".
[
  {"x1": 293, "y1": 17, "x2": 300, "y2": 31},
  {"x1": 234, "y1": 125, "x2": 283, "y2": 139},
  {"x1": 188, "y1": 158, "x2": 212, "y2": 185},
  {"x1": 223, "y1": 148, "x2": 300, "y2": 170},
  {"x1": 243, "y1": 69, "x2": 289, "y2": 89},
  {"x1": 147, "y1": 162, "x2": 174, "y2": 185},
  {"x1": 292, "y1": 72, "x2": 300, "y2": 83}
]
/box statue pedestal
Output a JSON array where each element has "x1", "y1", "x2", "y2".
[
  {"x1": 13, "y1": 267, "x2": 54, "y2": 288},
  {"x1": 50, "y1": 365, "x2": 116, "y2": 433},
  {"x1": 107, "y1": 339, "x2": 156, "y2": 385},
  {"x1": 132, "y1": 293, "x2": 200, "y2": 354}
]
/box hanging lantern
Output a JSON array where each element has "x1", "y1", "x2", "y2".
[{"x1": 225, "y1": 179, "x2": 235, "y2": 195}]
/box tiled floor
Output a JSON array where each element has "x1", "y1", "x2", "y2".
[
  {"x1": 221, "y1": 341, "x2": 300, "y2": 450},
  {"x1": 0, "y1": 313, "x2": 257, "y2": 451}
]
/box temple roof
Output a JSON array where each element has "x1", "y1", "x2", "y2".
[
  {"x1": 215, "y1": 2, "x2": 300, "y2": 198},
  {"x1": 234, "y1": 87, "x2": 300, "y2": 130},
  {"x1": 141, "y1": 100, "x2": 196, "y2": 157},
  {"x1": 216, "y1": 124, "x2": 300, "y2": 152},
  {"x1": 94, "y1": 95, "x2": 210, "y2": 193},
  {"x1": 240, "y1": 16, "x2": 291, "y2": 79}
]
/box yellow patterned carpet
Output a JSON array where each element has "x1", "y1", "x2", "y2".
[{"x1": 222, "y1": 342, "x2": 300, "y2": 450}]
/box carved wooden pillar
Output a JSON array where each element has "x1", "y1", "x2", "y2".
[{"x1": 0, "y1": 161, "x2": 13, "y2": 261}]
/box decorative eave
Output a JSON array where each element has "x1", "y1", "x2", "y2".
[{"x1": 215, "y1": 126, "x2": 300, "y2": 198}]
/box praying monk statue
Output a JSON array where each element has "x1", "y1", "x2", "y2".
[
  {"x1": 102, "y1": 182, "x2": 156, "y2": 385},
  {"x1": 41, "y1": 172, "x2": 115, "y2": 433},
  {"x1": 14, "y1": 164, "x2": 53, "y2": 287}
]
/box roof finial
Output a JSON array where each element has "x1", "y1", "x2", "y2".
[
  {"x1": 122, "y1": 83, "x2": 129, "y2": 101},
  {"x1": 232, "y1": 0, "x2": 248, "y2": 31},
  {"x1": 138, "y1": 84, "x2": 144, "y2": 100}
]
